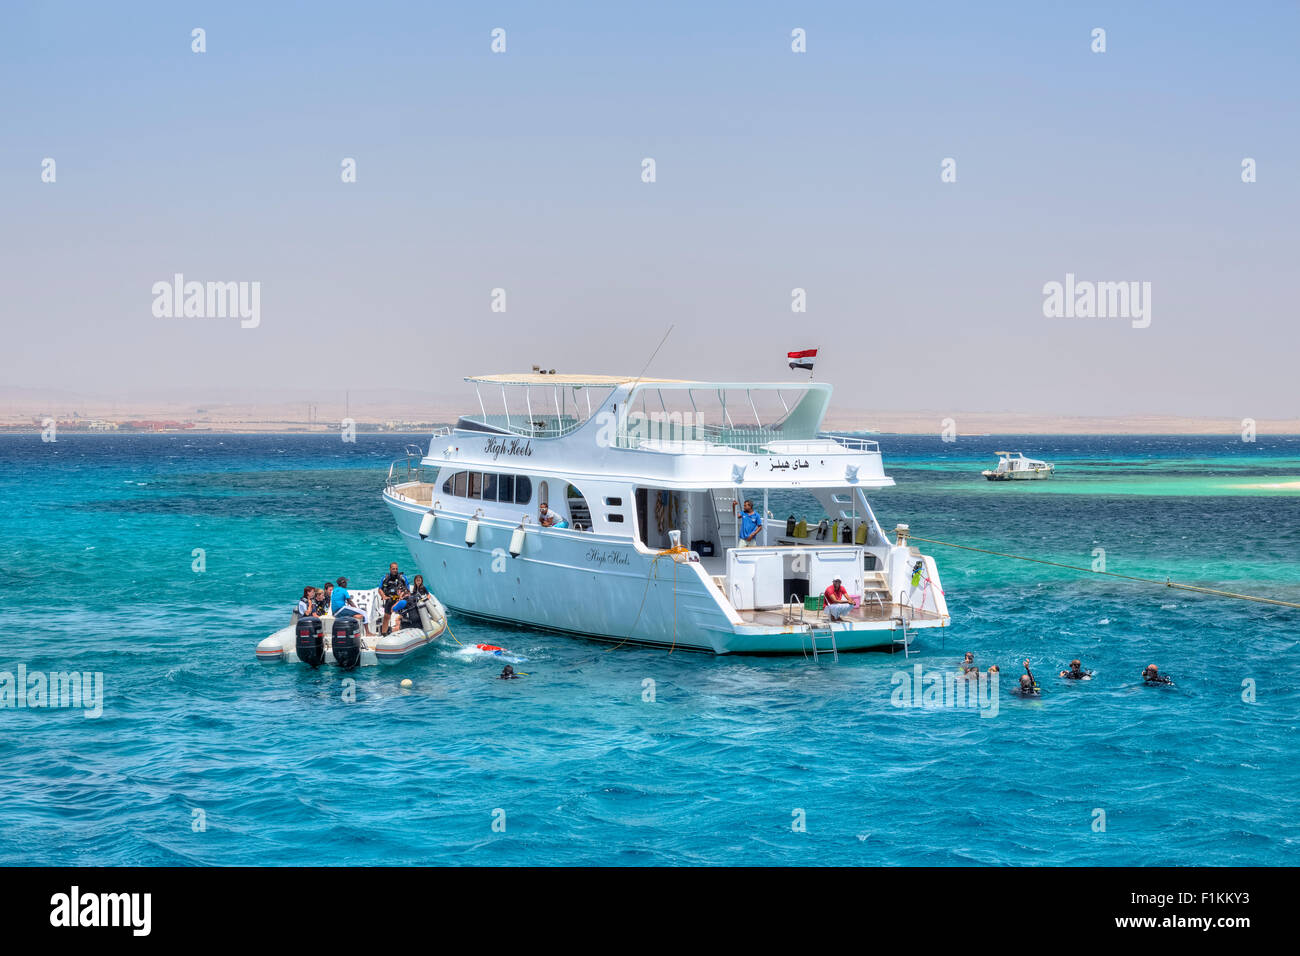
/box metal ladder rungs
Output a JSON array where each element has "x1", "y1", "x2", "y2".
[{"x1": 809, "y1": 624, "x2": 839, "y2": 662}]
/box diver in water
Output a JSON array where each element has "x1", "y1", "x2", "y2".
[
  {"x1": 1060, "y1": 659, "x2": 1092, "y2": 680},
  {"x1": 1142, "y1": 664, "x2": 1174, "y2": 686},
  {"x1": 499, "y1": 665, "x2": 519, "y2": 680},
  {"x1": 1016, "y1": 660, "x2": 1041, "y2": 697}
]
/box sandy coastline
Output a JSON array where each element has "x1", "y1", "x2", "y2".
[{"x1": 2, "y1": 392, "x2": 1295, "y2": 436}]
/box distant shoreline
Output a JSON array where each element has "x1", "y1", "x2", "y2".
[{"x1": 3, "y1": 428, "x2": 1296, "y2": 438}]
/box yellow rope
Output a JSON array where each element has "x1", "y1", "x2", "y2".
[
  {"x1": 606, "y1": 546, "x2": 690, "y2": 652},
  {"x1": 905, "y1": 534, "x2": 1300, "y2": 610}
]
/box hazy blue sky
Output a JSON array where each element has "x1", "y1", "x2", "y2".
[{"x1": 2, "y1": 1, "x2": 1296, "y2": 418}]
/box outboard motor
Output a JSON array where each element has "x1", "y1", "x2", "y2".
[
  {"x1": 332, "y1": 617, "x2": 363, "y2": 670},
  {"x1": 295, "y1": 616, "x2": 325, "y2": 667}
]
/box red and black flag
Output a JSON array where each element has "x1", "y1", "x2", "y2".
[{"x1": 787, "y1": 348, "x2": 817, "y2": 371}]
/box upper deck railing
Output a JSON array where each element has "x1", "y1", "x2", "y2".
[{"x1": 614, "y1": 428, "x2": 879, "y2": 455}]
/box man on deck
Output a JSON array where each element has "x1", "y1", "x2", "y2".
[
  {"x1": 732, "y1": 499, "x2": 763, "y2": 547},
  {"x1": 823, "y1": 578, "x2": 853, "y2": 621}
]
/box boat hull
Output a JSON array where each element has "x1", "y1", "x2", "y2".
[{"x1": 385, "y1": 494, "x2": 947, "y2": 655}]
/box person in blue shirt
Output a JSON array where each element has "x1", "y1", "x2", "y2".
[
  {"x1": 732, "y1": 498, "x2": 763, "y2": 547},
  {"x1": 331, "y1": 576, "x2": 373, "y2": 636}
]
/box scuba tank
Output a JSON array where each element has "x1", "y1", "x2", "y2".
[{"x1": 785, "y1": 514, "x2": 796, "y2": 536}]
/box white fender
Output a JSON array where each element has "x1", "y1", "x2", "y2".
[
  {"x1": 465, "y1": 513, "x2": 480, "y2": 546},
  {"x1": 418, "y1": 510, "x2": 435, "y2": 539},
  {"x1": 509, "y1": 523, "x2": 526, "y2": 558}
]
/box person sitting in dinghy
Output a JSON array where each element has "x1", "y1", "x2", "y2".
[
  {"x1": 331, "y1": 576, "x2": 374, "y2": 636},
  {"x1": 312, "y1": 587, "x2": 329, "y2": 616},
  {"x1": 378, "y1": 562, "x2": 410, "y2": 632},
  {"x1": 297, "y1": 586, "x2": 318, "y2": 618},
  {"x1": 389, "y1": 574, "x2": 432, "y2": 631}
]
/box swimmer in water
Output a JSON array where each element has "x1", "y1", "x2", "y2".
[
  {"x1": 1060, "y1": 659, "x2": 1092, "y2": 680},
  {"x1": 1142, "y1": 664, "x2": 1174, "y2": 686},
  {"x1": 1016, "y1": 660, "x2": 1040, "y2": 697},
  {"x1": 960, "y1": 652, "x2": 977, "y2": 675},
  {"x1": 499, "y1": 665, "x2": 519, "y2": 680}
]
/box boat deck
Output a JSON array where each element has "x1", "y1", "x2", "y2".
[
  {"x1": 390, "y1": 482, "x2": 437, "y2": 505},
  {"x1": 736, "y1": 603, "x2": 944, "y2": 627}
]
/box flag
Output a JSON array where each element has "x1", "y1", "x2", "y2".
[{"x1": 787, "y1": 348, "x2": 817, "y2": 371}]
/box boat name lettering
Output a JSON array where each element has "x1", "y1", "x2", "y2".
[
  {"x1": 484, "y1": 437, "x2": 534, "y2": 460},
  {"x1": 585, "y1": 548, "x2": 630, "y2": 567},
  {"x1": 769, "y1": 458, "x2": 810, "y2": 471}
]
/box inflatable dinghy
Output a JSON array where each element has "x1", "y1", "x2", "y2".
[{"x1": 255, "y1": 588, "x2": 447, "y2": 668}]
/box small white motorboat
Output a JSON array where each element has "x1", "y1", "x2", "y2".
[
  {"x1": 982, "y1": 451, "x2": 1054, "y2": 481},
  {"x1": 255, "y1": 588, "x2": 447, "y2": 668}
]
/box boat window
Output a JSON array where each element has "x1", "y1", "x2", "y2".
[
  {"x1": 515, "y1": 476, "x2": 532, "y2": 504},
  {"x1": 607, "y1": 514, "x2": 625, "y2": 523},
  {"x1": 538, "y1": 480, "x2": 549, "y2": 508},
  {"x1": 453, "y1": 472, "x2": 468, "y2": 497},
  {"x1": 605, "y1": 496, "x2": 622, "y2": 506},
  {"x1": 442, "y1": 475, "x2": 454, "y2": 495},
  {"x1": 498, "y1": 474, "x2": 515, "y2": 504},
  {"x1": 468, "y1": 472, "x2": 483, "y2": 500},
  {"x1": 483, "y1": 473, "x2": 499, "y2": 501}
]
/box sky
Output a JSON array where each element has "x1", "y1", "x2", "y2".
[{"x1": 1, "y1": 1, "x2": 1297, "y2": 419}]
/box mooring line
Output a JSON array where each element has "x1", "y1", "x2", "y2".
[{"x1": 905, "y1": 534, "x2": 1300, "y2": 610}]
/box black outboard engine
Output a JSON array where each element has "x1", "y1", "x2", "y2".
[
  {"x1": 295, "y1": 616, "x2": 325, "y2": 668},
  {"x1": 332, "y1": 617, "x2": 362, "y2": 670}
]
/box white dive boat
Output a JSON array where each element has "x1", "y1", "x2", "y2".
[
  {"x1": 981, "y1": 451, "x2": 1054, "y2": 481},
  {"x1": 382, "y1": 373, "x2": 950, "y2": 655},
  {"x1": 255, "y1": 589, "x2": 447, "y2": 667}
]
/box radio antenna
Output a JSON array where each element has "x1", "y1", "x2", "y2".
[{"x1": 630, "y1": 324, "x2": 674, "y2": 390}]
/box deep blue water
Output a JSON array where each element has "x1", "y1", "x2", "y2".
[{"x1": 0, "y1": 433, "x2": 1297, "y2": 865}]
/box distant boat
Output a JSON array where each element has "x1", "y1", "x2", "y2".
[{"x1": 982, "y1": 451, "x2": 1054, "y2": 481}]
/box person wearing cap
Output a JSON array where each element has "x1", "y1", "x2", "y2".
[
  {"x1": 1060, "y1": 659, "x2": 1092, "y2": 680},
  {"x1": 330, "y1": 575, "x2": 373, "y2": 636},
  {"x1": 823, "y1": 577, "x2": 853, "y2": 621}
]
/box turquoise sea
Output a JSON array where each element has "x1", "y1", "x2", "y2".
[{"x1": 0, "y1": 433, "x2": 1296, "y2": 866}]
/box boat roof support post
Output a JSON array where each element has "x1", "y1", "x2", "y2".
[
  {"x1": 501, "y1": 385, "x2": 510, "y2": 428},
  {"x1": 747, "y1": 389, "x2": 761, "y2": 426}
]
